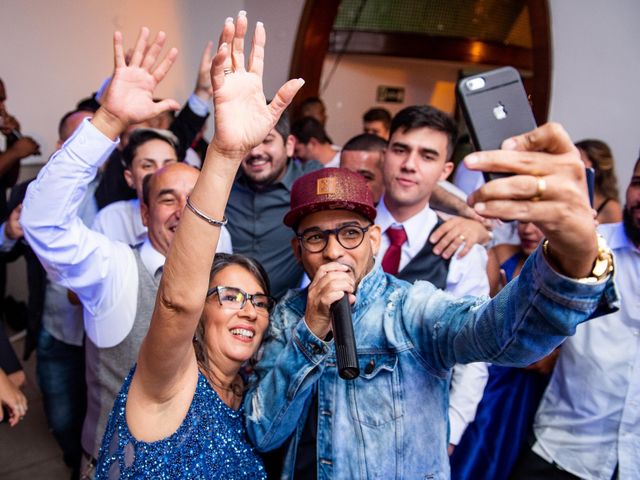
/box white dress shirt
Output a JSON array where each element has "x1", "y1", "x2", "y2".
[
  {"x1": 532, "y1": 222, "x2": 640, "y2": 480},
  {"x1": 376, "y1": 198, "x2": 489, "y2": 297},
  {"x1": 20, "y1": 118, "x2": 227, "y2": 349},
  {"x1": 376, "y1": 198, "x2": 490, "y2": 445},
  {"x1": 325, "y1": 150, "x2": 341, "y2": 169},
  {"x1": 92, "y1": 198, "x2": 147, "y2": 246},
  {"x1": 92, "y1": 197, "x2": 233, "y2": 253}
]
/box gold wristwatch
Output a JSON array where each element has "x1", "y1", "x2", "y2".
[{"x1": 542, "y1": 234, "x2": 614, "y2": 283}]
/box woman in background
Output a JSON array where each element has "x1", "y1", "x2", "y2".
[{"x1": 576, "y1": 139, "x2": 622, "y2": 224}]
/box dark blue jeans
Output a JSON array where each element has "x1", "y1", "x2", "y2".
[{"x1": 36, "y1": 329, "x2": 86, "y2": 471}]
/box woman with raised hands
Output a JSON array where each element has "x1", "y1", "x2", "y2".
[{"x1": 95, "y1": 11, "x2": 303, "y2": 479}]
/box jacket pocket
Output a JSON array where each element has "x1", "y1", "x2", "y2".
[{"x1": 349, "y1": 352, "x2": 403, "y2": 427}]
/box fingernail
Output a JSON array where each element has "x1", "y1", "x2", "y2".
[
  {"x1": 502, "y1": 138, "x2": 517, "y2": 150},
  {"x1": 257, "y1": 21, "x2": 264, "y2": 27},
  {"x1": 475, "y1": 202, "x2": 486, "y2": 213},
  {"x1": 466, "y1": 154, "x2": 478, "y2": 165},
  {"x1": 225, "y1": 17, "x2": 233, "y2": 23},
  {"x1": 239, "y1": 10, "x2": 247, "y2": 16},
  {"x1": 433, "y1": 248, "x2": 440, "y2": 254},
  {"x1": 298, "y1": 78, "x2": 305, "y2": 86}
]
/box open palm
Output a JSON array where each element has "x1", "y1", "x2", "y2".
[
  {"x1": 100, "y1": 28, "x2": 180, "y2": 128},
  {"x1": 209, "y1": 14, "x2": 303, "y2": 155}
]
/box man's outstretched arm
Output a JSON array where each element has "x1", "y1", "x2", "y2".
[{"x1": 20, "y1": 28, "x2": 180, "y2": 347}]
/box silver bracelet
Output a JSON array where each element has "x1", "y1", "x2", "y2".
[{"x1": 185, "y1": 196, "x2": 228, "y2": 227}]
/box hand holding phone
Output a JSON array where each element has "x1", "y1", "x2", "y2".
[{"x1": 456, "y1": 66, "x2": 537, "y2": 182}]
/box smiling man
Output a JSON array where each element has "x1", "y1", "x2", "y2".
[
  {"x1": 245, "y1": 127, "x2": 617, "y2": 478},
  {"x1": 225, "y1": 113, "x2": 322, "y2": 299},
  {"x1": 91, "y1": 128, "x2": 232, "y2": 250}
]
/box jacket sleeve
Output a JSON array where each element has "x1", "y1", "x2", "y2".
[
  {"x1": 401, "y1": 247, "x2": 618, "y2": 373},
  {"x1": 244, "y1": 298, "x2": 330, "y2": 452}
]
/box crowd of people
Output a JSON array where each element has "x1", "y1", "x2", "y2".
[{"x1": 1, "y1": 9, "x2": 637, "y2": 480}]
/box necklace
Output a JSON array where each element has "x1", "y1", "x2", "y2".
[{"x1": 203, "y1": 368, "x2": 245, "y2": 398}]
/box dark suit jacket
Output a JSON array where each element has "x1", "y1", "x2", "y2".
[{"x1": 1, "y1": 179, "x2": 46, "y2": 359}]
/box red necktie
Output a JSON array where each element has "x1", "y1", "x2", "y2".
[{"x1": 381, "y1": 226, "x2": 407, "y2": 275}]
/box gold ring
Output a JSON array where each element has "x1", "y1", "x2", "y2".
[
  {"x1": 531, "y1": 176, "x2": 546, "y2": 202},
  {"x1": 223, "y1": 68, "x2": 233, "y2": 76},
  {"x1": 459, "y1": 235, "x2": 466, "y2": 242}
]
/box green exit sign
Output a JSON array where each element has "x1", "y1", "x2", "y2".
[{"x1": 377, "y1": 86, "x2": 405, "y2": 103}]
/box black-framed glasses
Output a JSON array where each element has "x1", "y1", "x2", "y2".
[
  {"x1": 207, "y1": 286, "x2": 275, "y2": 314},
  {"x1": 297, "y1": 223, "x2": 373, "y2": 253}
]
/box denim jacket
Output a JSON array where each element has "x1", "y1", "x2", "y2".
[{"x1": 245, "y1": 248, "x2": 617, "y2": 479}]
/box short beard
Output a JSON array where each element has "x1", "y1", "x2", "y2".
[{"x1": 623, "y1": 206, "x2": 640, "y2": 247}]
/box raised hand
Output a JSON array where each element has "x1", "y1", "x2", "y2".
[
  {"x1": 95, "y1": 28, "x2": 180, "y2": 139},
  {"x1": 194, "y1": 41, "x2": 214, "y2": 100},
  {"x1": 209, "y1": 11, "x2": 304, "y2": 157},
  {"x1": 466, "y1": 123, "x2": 598, "y2": 278}
]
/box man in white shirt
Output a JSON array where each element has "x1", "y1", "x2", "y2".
[
  {"x1": 511, "y1": 157, "x2": 640, "y2": 480},
  {"x1": 91, "y1": 127, "x2": 232, "y2": 250},
  {"x1": 20, "y1": 30, "x2": 226, "y2": 474},
  {"x1": 377, "y1": 105, "x2": 490, "y2": 452}
]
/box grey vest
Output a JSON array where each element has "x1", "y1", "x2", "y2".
[
  {"x1": 82, "y1": 247, "x2": 160, "y2": 458},
  {"x1": 395, "y1": 218, "x2": 451, "y2": 289}
]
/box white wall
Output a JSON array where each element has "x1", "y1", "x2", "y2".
[
  {"x1": 0, "y1": 0, "x2": 244, "y2": 164},
  {"x1": 548, "y1": 0, "x2": 640, "y2": 192},
  {"x1": 321, "y1": 54, "x2": 461, "y2": 146}
]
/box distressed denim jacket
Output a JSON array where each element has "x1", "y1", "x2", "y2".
[{"x1": 245, "y1": 248, "x2": 617, "y2": 480}]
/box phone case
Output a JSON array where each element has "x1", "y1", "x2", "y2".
[{"x1": 456, "y1": 66, "x2": 537, "y2": 181}]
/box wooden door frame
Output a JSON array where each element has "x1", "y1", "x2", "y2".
[{"x1": 289, "y1": 0, "x2": 551, "y2": 124}]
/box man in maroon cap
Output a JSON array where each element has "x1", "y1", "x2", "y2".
[{"x1": 245, "y1": 124, "x2": 617, "y2": 478}]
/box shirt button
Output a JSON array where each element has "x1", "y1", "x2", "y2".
[{"x1": 365, "y1": 360, "x2": 376, "y2": 374}]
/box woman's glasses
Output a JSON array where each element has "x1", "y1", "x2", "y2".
[{"x1": 207, "y1": 286, "x2": 275, "y2": 314}]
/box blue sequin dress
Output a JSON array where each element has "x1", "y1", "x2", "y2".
[{"x1": 95, "y1": 366, "x2": 266, "y2": 479}]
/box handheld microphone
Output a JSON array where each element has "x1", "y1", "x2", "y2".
[{"x1": 330, "y1": 295, "x2": 359, "y2": 380}]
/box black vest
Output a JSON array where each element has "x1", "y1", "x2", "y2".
[{"x1": 394, "y1": 218, "x2": 451, "y2": 289}]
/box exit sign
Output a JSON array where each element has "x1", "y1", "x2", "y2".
[{"x1": 377, "y1": 86, "x2": 405, "y2": 103}]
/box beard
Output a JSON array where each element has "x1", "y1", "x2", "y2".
[{"x1": 623, "y1": 205, "x2": 640, "y2": 247}]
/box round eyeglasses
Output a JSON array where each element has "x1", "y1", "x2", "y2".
[
  {"x1": 296, "y1": 223, "x2": 373, "y2": 253},
  {"x1": 207, "y1": 286, "x2": 275, "y2": 314}
]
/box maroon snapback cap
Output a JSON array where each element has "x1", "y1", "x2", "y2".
[{"x1": 283, "y1": 167, "x2": 377, "y2": 228}]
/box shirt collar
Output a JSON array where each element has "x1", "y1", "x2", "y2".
[
  {"x1": 606, "y1": 221, "x2": 640, "y2": 252},
  {"x1": 132, "y1": 198, "x2": 144, "y2": 233},
  {"x1": 139, "y1": 236, "x2": 166, "y2": 277},
  {"x1": 376, "y1": 196, "x2": 437, "y2": 250}
]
